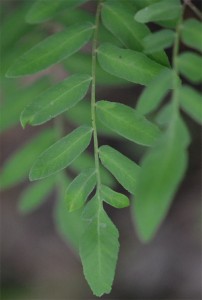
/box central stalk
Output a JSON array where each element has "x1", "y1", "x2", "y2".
[{"x1": 91, "y1": 0, "x2": 102, "y2": 197}]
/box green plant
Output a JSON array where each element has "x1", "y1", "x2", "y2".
[{"x1": 1, "y1": 0, "x2": 201, "y2": 296}]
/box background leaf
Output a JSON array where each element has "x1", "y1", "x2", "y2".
[
  {"x1": 134, "y1": 116, "x2": 188, "y2": 241},
  {"x1": 143, "y1": 29, "x2": 175, "y2": 54},
  {"x1": 96, "y1": 101, "x2": 160, "y2": 146},
  {"x1": 18, "y1": 177, "x2": 55, "y2": 214},
  {"x1": 101, "y1": 185, "x2": 129, "y2": 209},
  {"x1": 136, "y1": 69, "x2": 173, "y2": 115},
  {"x1": 179, "y1": 85, "x2": 202, "y2": 125},
  {"x1": 134, "y1": 0, "x2": 181, "y2": 23},
  {"x1": 54, "y1": 173, "x2": 82, "y2": 252},
  {"x1": 80, "y1": 196, "x2": 119, "y2": 296},
  {"x1": 65, "y1": 168, "x2": 96, "y2": 212},
  {"x1": 181, "y1": 19, "x2": 202, "y2": 53},
  {"x1": 99, "y1": 146, "x2": 140, "y2": 195},
  {"x1": 0, "y1": 129, "x2": 55, "y2": 190},
  {"x1": 0, "y1": 77, "x2": 50, "y2": 132},
  {"x1": 97, "y1": 43, "x2": 168, "y2": 85},
  {"x1": 21, "y1": 74, "x2": 92, "y2": 127},
  {"x1": 6, "y1": 23, "x2": 94, "y2": 77},
  {"x1": 177, "y1": 52, "x2": 202, "y2": 83},
  {"x1": 26, "y1": 0, "x2": 87, "y2": 24},
  {"x1": 30, "y1": 126, "x2": 93, "y2": 180}
]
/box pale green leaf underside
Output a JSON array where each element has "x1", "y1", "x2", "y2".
[
  {"x1": 177, "y1": 52, "x2": 202, "y2": 83},
  {"x1": 181, "y1": 18, "x2": 202, "y2": 53},
  {"x1": 0, "y1": 129, "x2": 55, "y2": 190},
  {"x1": 101, "y1": 185, "x2": 129, "y2": 209},
  {"x1": 65, "y1": 168, "x2": 96, "y2": 212},
  {"x1": 18, "y1": 177, "x2": 55, "y2": 214},
  {"x1": 99, "y1": 146, "x2": 140, "y2": 195},
  {"x1": 179, "y1": 85, "x2": 202, "y2": 125},
  {"x1": 136, "y1": 69, "x2": 173, "y2": 115},
  {"x1": 134, "y1": 118, "x2": 188, "y2": 241},
  {"x1": 21, "y1": 74, "x2": 92, "y2": 127},
  {"x1": 143, "y1": 29, "x2": 175, "y2": 54},
  {"x1": 6, "y1": 23, "x2": 94, "y2": 77},
  {"x1": 98, "y1": 43, "x2": 168, "y2": 85},
  {"x1": 134, "y1": 0, "x2": 181, "y2": 23},
  {"x1": 29, "y1": 126, "x2": 93, "y2": 180},
  {"x1": 26, "y1": 0, "x2": 86, "y2": 24},
  {"x1": 80, "y1": 196, "x2": 119, "y2": 296},
  {"x1": 96, "y1": 101, "x2": 161, "y2": 146}
]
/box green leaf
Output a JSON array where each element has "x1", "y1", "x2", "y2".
[
  {"x1": 181, "y1": 19, "x2": 202, "y2": 53},
  {"x1": 134, "y1": 0, "x2": 181, "y2": 23},
  {"x1": 64, "y1": 53, "x2": 128, "y2": 86},
  {"x1": 18, "y1": 177, "x2": 54, "y2": 214},
  {"x1": 0, "y1": 129, "x2": 55, "y2": 190},
  {"x1": 101, "y1": 185, "x2": 129, "y2": 209},
  {"x1": 97, "y1": 43, "x2": 168, "y2": 85},
  {"x1": 0, "y1": 78, "x2": 50, "y2": 133},
  {"x1": 136, "y1": 69, "x2": 173, "y2": 115},
  {"x1": 177, "y1": 52, "x2": 202, "y2": 83},
  {"x1": 134, "y1": 117, "x2": 188, "y2": 241},
  {"x1": 30, "y1": 126, "x2": 93, "y2": 180},
  {"x1": 179, "y1": 85, "x2": 202, "y2": 125},
  {"x1": 21, "y1": 74, "x2": 92, "y2": 127},
  {"x1": 70, "y1": 152, "x2": 115, "y2": 187},
  {"x1": 65, "y1": 168, "x2": 96, "y2": 212},
  {"x1": 99, "y1": 146, "x2": 140, "y2": 195},
  {"x1": 6, "y1": 23, "x2": 94, "y2": 77},
  {"x1": 143, "y1": 29, "x2": 175, "y2": 54},
  {"x1": 96, "y1": 101, "x2": 161, "y2": 146},
  {"x1": 26, "y1": 0, "x2": 87, "y2": 24},
  {"x1": 80, "y1": 196, "x2": 119, "y2": 296},
  {"x1": 101, "y1": 1, "x2": 147, "y2": 51},
  {"x1": 101, "y1": 1, "x2": 169, "y2": 67},
  {"x1": 54, "y1": 173, "x2": 81, "y2": 251},
  {"x1": 65, "y1": 100, "x2": 119, "y2": 137}
]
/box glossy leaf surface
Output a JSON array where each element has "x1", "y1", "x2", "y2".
[
  {"x1": 21, "y1": 74, "x2": 92, "y2": 127},
  {"x1": 134, "y1": 0, "x2": 181, "y2": 23},
  {"x1": 96, "y1": 101, "x2": 160, "y2": 146},
  {"x1": 98, "y1": 43, "x2": 168, "y2": 85},
  {"x1": 101, "y1": 185, "x2": 129, "y2": 208},
  {"x1": 80, "y1": 196, "x2": 119, "y2": 296},
  {"x1": 65, "y1": 168, "x2": 96, "y2": 212},
  {"x1": 99, "y1": 146, "x2": 140, "y2": 195},
  {"x1": 18, "y1": 178, "x2": 54, "y2": 214},
  {"x1": 6, "y1": 23, "x2": 94, "y2": 77},
  {"x1": 30, "y1": 126, "x2": 93, "y2": 180}
]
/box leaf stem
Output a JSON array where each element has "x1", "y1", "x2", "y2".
[
  {"x1": 184, "y1": 0, "x2": 202, "y2": 20},
  {"x1": 91, "y1": 0, "x2": 102, "y2": 199},
  {"x1": 171, "y1": 4, "x2": 186, "y2": 119}
]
